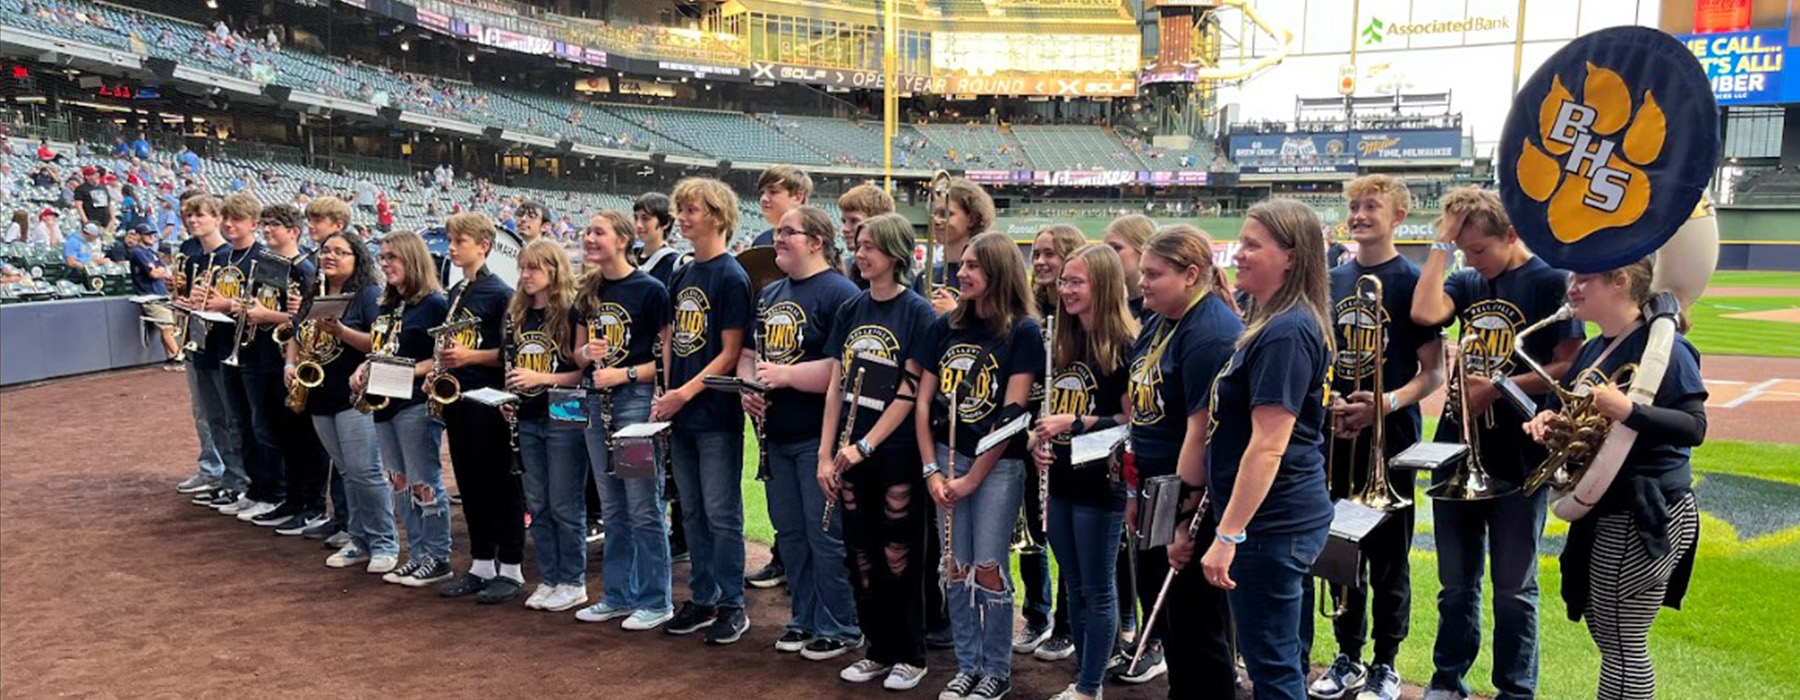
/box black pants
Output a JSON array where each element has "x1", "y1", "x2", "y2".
[
  {"x1": 1019, "y1": 484, "x2": 1071, "y2": 634},
  {"x1": 444, "y1": 400, "x2": 525, "y2": 565},
  {"x1": 842, "y1": 450, "x2": 930, "y2": 667},
  {"x1": 1136, "y1": 511, "x2": 1235, "y2": 697},
  {"x1": 1300, "y1": 505, "x2": 1414, "y2": 667},
  {"x1": 227, "y1": 363, "x2": 287, "y2": 503},
  {"x1": 276, "y1": 400, "x2": 329, "y2": 512}
]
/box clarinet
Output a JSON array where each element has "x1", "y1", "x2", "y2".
[
  {"x1": 822, "y1": 353, "x2": 865, "y2": 533},
  {"x1": 653, "y1": 333, "x2": 672, "y2": 476},
  {"x1": 590, "y1": 315, "x2": 618, "y2": 477},
  {"x1": 502, "y1": 311, "x2": 523, "y2": 476},
  {"x1": 942, "y1": 380, "x2": 959, "y2": 575},
  {"x1": 1038, "y1": 313, "x2": 1054, "y2": 536},
  {"x1": 752, "y1": 297, "x2": 771, "y2": 482}
]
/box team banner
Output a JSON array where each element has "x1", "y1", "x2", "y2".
[{"x1": 1499, "y1": 26, "x2": 1718, "y2": 274}]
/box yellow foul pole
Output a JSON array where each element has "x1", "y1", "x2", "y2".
[{"x1": 883, "y1": 0, "x2": 898, "y2": 192}]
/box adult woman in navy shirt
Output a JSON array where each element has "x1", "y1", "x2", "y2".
[
  {"x1": 1178, "y1": 199, "x2": 1335, "y2": 700},
  {"x1": 912, "y1": 231, "x2": 1041, "y2": 700},
  {"x1": 741, "y1": 206, "x2": 862, "y2": 657},
  {"x1": 1524, "y1": 257, "x2": 1705, "y2": 700}
]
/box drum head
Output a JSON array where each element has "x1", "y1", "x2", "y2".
[
  {"x1": 737, "y1": 246, "x2": 781, "y2": 296},
  {"x1": 442, "y1": 225, "x2": 523, "y2": 289}
]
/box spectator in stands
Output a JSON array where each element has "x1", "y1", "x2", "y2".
[
  {"x1": 124, "y1": 222, "x2": 182, "y2": 368},
  {"x1": 375, "y1": 193, "x2": 394, "y2": 234},
  {"x1": 111, "y1": 138, "x2": 130, "y2": 159},
  {"x1": 0, "y1": 163, "x2": 15, "y2": 202},
  {"x1": 155, "y1": 194, "x2": 183, "y2": 245},
  {"x1": 32, "y1": 165, "x2": 56, "y2": 189},
  {"x1": 74, "y1": 166, "x2": 115, "y2": 232},
  {"x1": 64, "y1": 222, "x2": 109, "y2": 277},
  {"x1": 353, "y1": 174, "x2": 377, "y2": 214},
  {"x1": 29, "y1": 208, "x2": 63, "y2": 246},
  {"x1": 37, "y1": 138, "x2": 63, "y2": 164},
  {"x1": 119, "y1": 184, "x2": 145, "y2": 232},
  {"x1": 177, "y1": 145, "x2": 202, "y2": 175},
  {"x1": 132, "y1": 132, "x2": 152, "y2": 160},
  {"x1": 1325, "y1": 227, "x2": 1348, "y2": 269},
  {"x1": 751, "y1": 165, "x2": 813, "y2": 248},
  {"x1": 515, "y1": 200, "x2": 551, "y2": 243}
]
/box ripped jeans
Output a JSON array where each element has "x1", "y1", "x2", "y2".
[
  {"x1": 375, "y1": 403, "x2": 450, "y2": 565},
  {"x1": 935, "y1": 445, "x2": 1024, "y2": 679},
  {"x1": 842, "y1": 449, "x2": 929, "y2": 668}
]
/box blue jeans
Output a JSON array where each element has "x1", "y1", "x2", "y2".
[
  {"x1": 766, "y1": 436, "x2": 860, "y2": 641},
  {"x1": 1046, "y1": 496, "x2": 1124, "y2": 696},
  {"x1": 196, "y1": 364, "x2": 248, "y2": 493},
  {"x1": 521, "y1": 415, "x2": 591, "y2": 586},
  {"x1": 1228, "y1": 524, "x2": 1330, "y2": 700},
  {"x1": 230, "y1": 362, "x2": 288, "y2": 503},
  {"x1": 184, "y1": 364, "x2": 224, "y2": 481},
  {"x1": 670, "y1": 428, "x2": 746, "y2": 609},
  {"x1": 313, "y1": 408, "x2": 396, "y2": 558},
  {"x1": 376, "y1": 403, "x2": 449, "y2": 564},
  {"x1": 936, "y1": 445, "x2": 1023, "y2": 679},
  {"x1": 585, "y1": 385, "x2": 671, "y2": 612},
  {"x1": 1431, "y1": 488, "x2": 1548, "y2": 700}
]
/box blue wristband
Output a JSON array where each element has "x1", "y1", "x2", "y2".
[
  {"x1": 855, "y1": 438, "x2": 872, "y2": 459},
  {"x1": 1216, "y1": 531, "x2": 1247, "y2": 545}
]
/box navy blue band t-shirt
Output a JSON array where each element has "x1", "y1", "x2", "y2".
[
  {"x1": 443, "y1": 268, "x2": 513, "y2": 392},
  {"x1": 826, "y1": 288, "x2": 937, "y2": 457},
  {"x1": 1206, "y1": 306, "x2": 1334, "y2": 537},
  {"x1": 245, "y1": 253, "x2": 318, "y2": 369},
  {"x1": 1127, "y1": 293, "x2": 1243, "y2": 476},
  {"x1": 914, "y1": 314, "x2": 1045, "y2": 460},
  {"x1": 304, "y1": 283, "x2": 381, "y2": 416},
  {"x1": 758, "y1": 269, "x2": 861, "y2": 443},
  {"x1": 1435, "y1": 256, "x2": 1583, "y2": 485},
  {"x1": 202, "y1": 242, "x2": 263, "y2": 367},
  {"x1": 1047, "y1": 357, "x2": 1130, "y2": 510},
  {"x1": 1327, "y1": 255, "x2": 1442, "y2": 495},
  {"x1": 180, "y1": 240, "x2": 231, "y2": 369},
  {"x1": 371, "y1": 291, "x2": 450, "y2": 422},
  {"x1": 580, "y1": 269, "x2": 671, "y2": 372},
  {"x1": 669, "y1": 253, "x2": 753, "y2": 432},
  {"x1": 128, "y1": 244, "x2": 168, "y2": 296},
  {"x1": 512, "y1": 305, "x2": 583, "y2": 420}
]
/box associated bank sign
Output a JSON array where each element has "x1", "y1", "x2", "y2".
[{"x1": 1362, "y1": 14, "x2": 1512, "y2": 45}]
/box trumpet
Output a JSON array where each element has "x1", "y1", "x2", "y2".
[
  {"x1": 923, "y1": 170, "x2": 952, "y2": 294},
  {"x1": 1513, "y1": 305, "x2": 1636, "y2": 494},
  {"x1": 222, "y1": 258, "x2": 261, "y2": 368},
  {"x1": 179, "y1": 262, "x2": 219, "y2": 354},
  {"x1": 1425, "y1": 341, "x2": 1518, "y2": 501},
  {"x1": 823, "y1": 355, "x2": 865, "y2": 532},
  {"x1": 353, "y1": 305, "x2": 403, "y2": 414}
]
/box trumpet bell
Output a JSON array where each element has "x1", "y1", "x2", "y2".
[{"x1": 1426, "y1": 468, "x2": 1517, "y2": 501}]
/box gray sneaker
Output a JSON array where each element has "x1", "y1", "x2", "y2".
[
  {"x1": 1354, "y1": 665, "x2": 1400, "y2": 700},
  {"x1": 1421, "y1": 689, "x2": 1466, "y2": 700},
  {"x1": 1308, "y1": 654, "x2": 1366, "y2": 700},
  {"x1": 175, "y1": 475, "x2": 216, "y2": 494}
]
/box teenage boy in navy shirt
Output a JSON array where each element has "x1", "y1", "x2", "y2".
[
  {"x1": 653, "y1": 178, "x2": 754, "y2": 645},
  {"x1": 749, "y1": 165, "x2": 812, "y2": 248}
]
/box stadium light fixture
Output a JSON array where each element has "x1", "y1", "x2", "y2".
[
  {"x1": 467, "y1": 54, "x2": 476, "y2": 63},
  {"x1": 206, "y1": 0, "x2": 217, "y2": 7},
  {"x1": 400, "y1": 40, "x2": 410, "y2": 52}
]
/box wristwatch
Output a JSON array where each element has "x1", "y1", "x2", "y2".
[
  {"x1": 627, "y1": 366, "x2": 639, "y2": 383},
  {"x1": 855, "y1": 439, "x2": 873, "y2": 460}
]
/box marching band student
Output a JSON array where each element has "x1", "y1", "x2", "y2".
[
  {"x1": 913, "y1": 231, "x2": 1042, "y2": 700},
  {"x1": 294, "y1": 230, "x2": 397, "y2": 573},
  {"x1": 206, "y1": 193, "x2": 287, "y2": 520},
  {"x1": 1176, "y1": 199, "x2": 1335, "y2": 700},
  {"x1": 742, "y1": 206, "x2": 862, "y2": 659},
  {"x1": 652, "y1": 177, "x2": 754, "y2": 645},
  {"x1": 176, "y1": 194, "x2": 237, "y2": 504},
  {"x1": 434, "y1": 213, "x2": 527, "y2": 605},
  {"x1": 572, "y1": 211, "x2": 676, "y2": 631},
  {"x1": 1410, "y1": 188, "x2": 1582, "y2": 700},
  {"x1": 1030, "y1": 244, "x2": 1137, "y2": 700},
  {"x1": 351, "y1": 231, "x2": 453, "y2": 588},
  {"x1": 820, "y1": 213, "x2": 936, "y2": 691},
  {"x1": 304, "y1": 196, "x2": 351, "y2": 248},
  {"x1": 1525, "y1": 258, "x2": 1704, "y2": 700},
  {"x1": 751, "y1": 164, "x2": 813, "y2": 248},
  {"x1": 299, "y1": 196, "x2": 354, "y2": 542},
  {"x1": 1102, "y1": 214, "x2": 1155, "y2": 319},
  {"x1": 634, "y1": 192, "x2": 682, "y2": 290},
  {"x1": 244, "y1": 204, "x2": 330, "y2": 535},
  {"x1": 1018, "y1": 223, "x2": 1084, "y2": 662},
  {"x1": 1121, "y1": 226, "x2": 1243, "y2": 692},
  {"x1": 515, "y1": 200, "x2": 552, "y2": 244},
  {"x1": 916, "y1": 178, "x2": 995, "y2": 316},
  {"x1": 836, "y1": 183, "x2": 896, "y2": 289},
  {"x1": 506, "y1": 239, "x2": 591, "y2": 613},
  {"x1": 1303, "y1": 175, "x2": 1445, "y2": 700}
]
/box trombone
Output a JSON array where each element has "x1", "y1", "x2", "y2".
[
  {"x1": 1513, "y1": 306, "x2": 1637, "y2": 494},
  {"x1": 1425, "y1": 341, "x2": 1518, "y2": 501},
  {"x1": 923, "y1": 170, "x2": 952, "y2": 294}
]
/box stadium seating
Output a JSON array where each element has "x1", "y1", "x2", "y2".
[
  {"x1": 1009, "y1": 126, "x2": 1146, "y2": 171},
  {"x1": 913, "y1": 124, "x2": 1027, "y2": 169},
  {"x1": 599, "y1": 105, "x2": 827, "y2": 166}
]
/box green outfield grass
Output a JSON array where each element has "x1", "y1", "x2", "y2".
[
  {"x1": 1710, "y1": 270, "x2": 1800, "y2": 288},
  {"x1": 736, "y1": 430, "x2": 1800, "y2": 700},
  {"x1": 1683, "y1": 297, "x2": 1800, "y2": 358}
]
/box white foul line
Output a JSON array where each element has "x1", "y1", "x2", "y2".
[{"x1": 1723, "y1": 379, "x2": 1784, "y2": 409}]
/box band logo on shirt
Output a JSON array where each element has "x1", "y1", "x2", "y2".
[
  {"x1": 842, "y1": 325, "x2": 901, "y2": 373},
  {"x1": 1460, "y1": 299, "x2": 1527, "y2": 376},
  {"x1": 515, "y1": 330, "x2": 556, "y2": 396},
  {"x1": 448, "y1": 307, "x2": 483, "y2": 350},
  {"x1": 1128, "y1": 352, "x2": 1166, "y2": 427},
  {"x1": 940, "y1": 343, "x2": 998, "y2": 424},
  {"x1": 1333, "y1": 296, "x2": 1390, "y2": 382},
  {"x1": 591, "y1": 302, "x2": 632, "y2": 367},
  {"x1": 761, "y1": 300, "x2": 808, "y2": 365},
  {"x1": 296, "y1": 320, "x2": 341, "y2": 364},
  {"x1": 1048, "y1": 363, "x2": 1097, "y2": 446},
  {"x1": 672, "y1": 287, "x2": 711, "y2": 358},
  {"x1": 370, "y1": 313, "x2": 394, "y2": 352}
]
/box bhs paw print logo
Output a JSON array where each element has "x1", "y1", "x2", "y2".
[{"x1": 1515, "y1": 62, "x2": 1666, "y2": 244}]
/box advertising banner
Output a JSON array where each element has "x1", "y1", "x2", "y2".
[
  {"x1": 1679, "y1": 29, "x2": 1786, "y2": 104},
  {"x1": 1228, "y1": 132, "x2": 1354, "y2": 163},
  {"x1": 1354, "y1": 129, "x2": 1462, "y2": 162}
]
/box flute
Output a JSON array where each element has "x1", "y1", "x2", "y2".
[{"x1": 822, "y1": 354, "x2": 865, "y2": 532}]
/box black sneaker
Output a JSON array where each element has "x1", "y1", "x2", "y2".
[
  {"x1": 251, "y1": 502, "x2": 301, "y2": 526},
  {"x1": 704, "y1": 606, "x2": 749, "y2": 645},
  {"x1": 586, "y1": 519, "x2": 605, "y2": 544},
  {"x1": 1033, "y1": 633, "x2": 1074, "y2": 661},
  {"x1": 940, "y1": 672, "x2": 981, "y2": 700},
  {"x1": 205, "y1": 489, "x2": 243, "y2": 509},
  {"x1": 799, "y1": 635, "x2": 862, "y2": 661},
  {"x1": 399, "y1": 557, "x2": 454, "y2": 587},
  {"x1": 665, "y1": 601, "x2": 717, "y2": 635},
  {"x1": 475, "y1": 576, "x2": 524, "y2": 605},
  {"x1": 968, "y1": 674, "x2": 1011, "y2": 700},
  {"x1": 301, "y1": 519, "x2": 341, "y2": 540},
  {"x1": 191, "y1": 487, "x2": 227, "y2": 506},
  {"x1": 275, "y1": 512, "x2": 329, "y2": 536},
  {"x1": 746, "y1": 561, "x2": 786, "y2": 589},
  {"x1": 1107, "y1": 640, "x2": 1166, "y2": 684},
  {"x1": 440, "y1": 572, "x2": 491, "y2": 598},
  {"x1": 926, "y1": 624, "x2": 955, "y2": 650},
  {"x1": 775, "y1": 629, "x2": 814, "y2": 653}
]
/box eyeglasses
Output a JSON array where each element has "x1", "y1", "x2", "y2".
[
  {"x1": 1057, "y1": 277, "x2": 1089, "y2": 289},
  {"x1": 774, "y1": 226, "x2": 806, "y2": 239},
  {"x1": 378, "y1": 253, "x2": 402, "y2": 263},
  {"x1": 319, "y1": 247, "x2": 354, "y2": 259}
]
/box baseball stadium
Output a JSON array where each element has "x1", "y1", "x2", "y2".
[{"x1": 1, "y1": 0, "x2": 1796, "y2": 699}]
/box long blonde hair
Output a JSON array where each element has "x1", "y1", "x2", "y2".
[
  {"x1": 509, "y1": 238, "x2": 578, "y2": 362},
  {"x1": 1240, "y1": 199, "x2": 1332, "y2": 349},
  {"x1": 1054, "y1": 244, "x2": 1139, "y2": 375},
  {"x1": 951, "y1": 231, "x2": 1037, "y2": 340},
  {"x1": 377, "y1": 230, "x2": 444, "y2": 305},
  {"x1": 576, "y1": 210, "x2": 636, "y2": 318}
]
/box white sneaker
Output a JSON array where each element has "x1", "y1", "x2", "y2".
[
  {"x1": 366, "y1": 554, "x2": 399, "y2": 574},
  {"x1": 541, "y1": 584, "x2": 589, "y2": 612},
  {"x1": 325, "y1": 544, "x2": 369, "y2": 569},
  {"x1": 1046, "y1": 683, "x2": 1100, "y2": 700},
  {"x1": 841, "y1": 658, "x2": 893, "y2": 683},
  {"x1": 621, "y1": 608, "x2": 673, "y2": 631},
  {"x1": 575, "y1": 601, "x2": 634, "y2": 623},
  {"x1": 217, "y1": 496, "x2": 256, "y2": 515},
  {"x1": 524, "y1": 583, "x2": 553, "y2": 610},
  {"x1": 884, "y1": 663, "x2": 928, "y2": 691},
  {"x1": 235, "y1": 500, "x2": 281, "y2": 521}
]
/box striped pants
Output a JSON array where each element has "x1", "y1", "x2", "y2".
[{"x1": 1585, "y1": 492, "x2": 1699, "y2": 700}]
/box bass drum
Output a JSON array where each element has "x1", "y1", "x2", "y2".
[{"x1": 434, "y1": 225, "x2": 524, "y2": 290}]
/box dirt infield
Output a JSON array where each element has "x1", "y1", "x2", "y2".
[{"x1": 0, "y1": 369, "x2": 1199, "y2": 700}]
